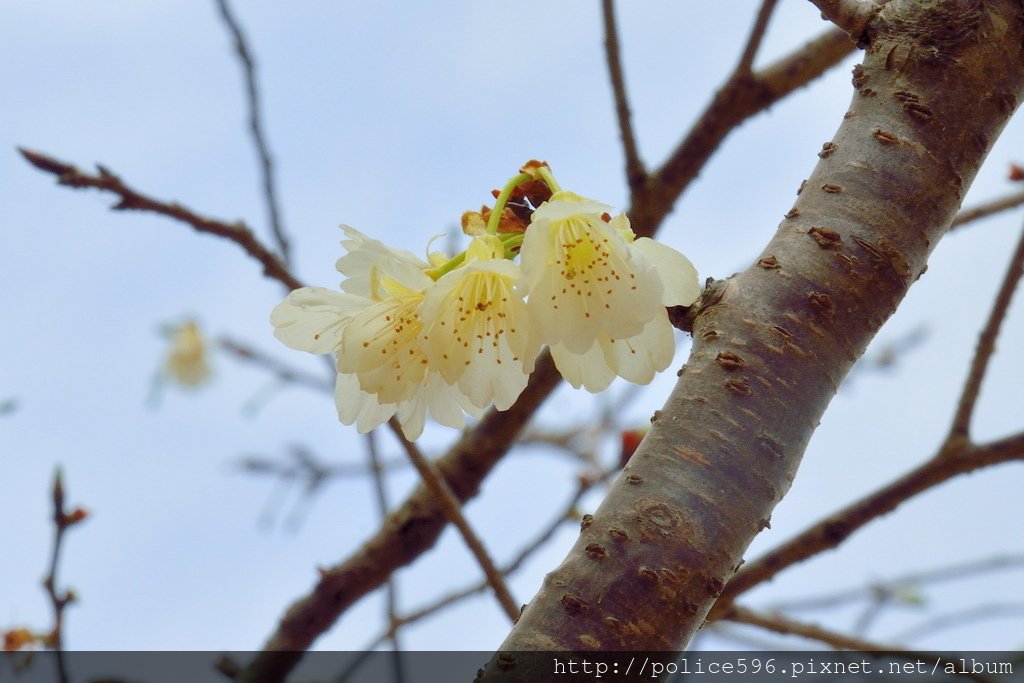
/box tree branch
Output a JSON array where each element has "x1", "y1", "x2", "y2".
[
  {"x1": 947, "y1": 225, "x2": 1024, "y2": 440},
  {"x1": 13, "y1": 14, "x2": 869, "y2": 680},
  {"x1": 218, "y1": 337, "x2": 333, "y2": 393},
  {"x1": 234, "y1": 23, "x2": 871, "y2": 683},
  {"x1": 950, "y1": 189, "x2": 1024, "y2": 230},
  {"x1": 807, "y1": 0, "x2": 885, "y2": 45},
  {"x1": 482, "y1": 3, "x2": 1024, "y2": 675},
  {"x1": 715, "y1": 431, "x2": 1024, "y2": 610},
  {"x1": 722, "y1": 604, "x2": 905, "y2": 651},
  {"x1": 770, "y1": 553, "x2": 1024, "y2": 612},
  {"x1": 213, "y1": 0, "x2": 291, "y2": 266},
  {"x1": 736, "y1": 0, "x2": 780, "y2": 76},
  {"x1": 363, "y1": 431, "x2": 404, "y2": 663},
  {"x1": 601, "y1": 0, "x2": 645, "y2": 190},
  {"x1": 17, "y1": 149, "x2": 303, "y2": 291},
  {"x1": 630, "y1": 27, "x2": 856, "y2": 237},
  {"x1": 715, "y1": 225, "x2": 1024, "y2": 610},
  {"x1": 386, "y1": 417, "x2": 520, "y2": 623},
  {"x1": 355, "y1": 475, "x2": 607, "y2": 653}
]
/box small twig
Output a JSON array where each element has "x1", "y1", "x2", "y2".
[
  {"x1": 377, "y1": 472, "x2": 608, "y2": 641},
  {"x1": 387, "y1": 417, "x2": 520, "y2": 622},
  {"x1": 18, "y1": 149, "x2": 303, "y2": 291},
  {"x1": 601, "y1": 0, "x2": 645, "y2": 190},
  {"x1": 213, "y1": 0, "x2": 291, "y2": 266},
  {"x1": 43, "y1": 469, "x2": 86, "y2": 683},
  {"x1": 364, "y1": 431, "x2": 405, "y2": 667},
  {"x1": 772, "y1": 553, "x2": 1024, "y2": 612},
  {"x1": 890, "y1": 602, "x2": 1024, "y2": 642},
  {"x1": 807, "y1": 0, "x2": 884, "y2": 44},
  {"x1": 736, "y1": 0, "x2": 780, "y2": 75},
  {"x1": 852, "y1": 594, "x2": 889, "y2": 636},
  {"x1": 948, "y1": 225, "x2": 1024, "y2": 441},
  {"x1": 237, "y1": 450, "x2": 406, "y2": 480},
  {"x1": 950, "y1": 189, "x2": 1024, "y2": 230},
  {"x1": 218, "y1": 337, "x2": 333, "y2": 394},
  {"x1": 723, "y1": 604, "x2": 905, "y2": 650},
  {"x1": 0, "y1": 397, "x2": 17, "y2": 416},
  {"x1": 722, "y1": 606, "x2": 991, "y2": 683}
]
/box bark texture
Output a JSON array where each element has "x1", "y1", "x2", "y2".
[{"x1": 481, "y1": 0, "x2": 1024, "y2": 677}]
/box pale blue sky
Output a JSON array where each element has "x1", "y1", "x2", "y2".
[{"x1": 2, "y1": 0, "x2": 1022, "y2": 654}]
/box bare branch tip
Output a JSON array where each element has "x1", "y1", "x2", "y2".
[{"x1": 19, "y1": 147, "x2": 74, "y2": 176}]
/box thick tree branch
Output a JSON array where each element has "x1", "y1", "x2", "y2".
[
  {"x1": 356, "y1": 475, "x2": 606, "y2": 652},
  {"x1": 482, "y1": 2, "x2": 1024, "y2": 676},
  {"x1": 715, "y1": 222, "x2": 1024, "y2": 608},
  {"x1": 18, "y1": 148, "x2": 303, "y2": 291},
  {"x1": 601, "y1": 0, "x2": 645, "y2": 190},
  {"x1": 213, "y1": 0, "x2": 291, "y2": 266}
]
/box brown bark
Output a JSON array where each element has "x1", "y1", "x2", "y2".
[{"x1": 481, "y1": 0, "x2": 1024, "y2": 676}]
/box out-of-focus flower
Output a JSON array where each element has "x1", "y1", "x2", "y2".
[
  {"x1": 165, "y1": 320, "x2": 211, "y2": 387},
  {"x1": 2, "y1": 628, "x2": 39, "y2": 652},
  {"x1": 619, "y1": 427, "x2": 649, "y2": 468}
]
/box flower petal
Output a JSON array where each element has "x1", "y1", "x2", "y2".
[
  {"x1": 520, "y1": 212, "x2": 664, "y2": 354},
  {"x1": 338, "y1": 293, "x2": 429, "y2": 404},
  {"x1": 421, "y1": 257, "x2": 538, "y2": 410},
  {"x1": 271, "y1": 287, "x2": 366, "y2": 354},
  {"x1": 632, "y1": 237, "x2": 701, "y2": 307},
  {"x1": 336, "y1": 225, "x2": 431, "y2": 298},
  {"x1": 334, "y1": 372, "x2": 396, "y2": 433},
  {"x1": 531, "y1": 191, "x2": 612, "y2": 222},
  {"x1": 550, "y1": 341, "x2": 616, "y2": 392},
  {"x1": 599, "y1": 314, "x2": 676, "y2": 385}
]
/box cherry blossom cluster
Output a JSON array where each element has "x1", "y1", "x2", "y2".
[{"x1": 271, "y1": 165, "x2": 700, "y2": 439}]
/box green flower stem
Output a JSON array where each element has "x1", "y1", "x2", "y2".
[
  {"x1": 486, "y1": 172, "x2": 533, "y2": 235},
  {"x1": 536, "y1": 165, "x2": 562, "y2": 193},
  {"x1": 426, "y1": 251, "x2": 466, "y2": 280}
]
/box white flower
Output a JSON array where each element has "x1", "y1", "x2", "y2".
[
  {"x1": 272, "y1": 286, "x2": 483, "y2": 440},
  {"x1": 420, "y1": 235, "x2": 539, "y2": 410},
  {"x1": 165, "y1": 320, "x2": 211, "y2": 387},
  {"x1": 520, "y1": 191, "x2": 665, "y2": 353},
  {"x1": 335, "y1": 225, "x2": 430, "y2": 298},
  {"x1": 334, "y1": 266, "x2": 433, "y2": 405},
  {"x1": 520, "y1": 190, "x2": 699, "y2": 391},
  {"x1": 270, "y1": 227, "x2": 486, "y2": 440}
]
